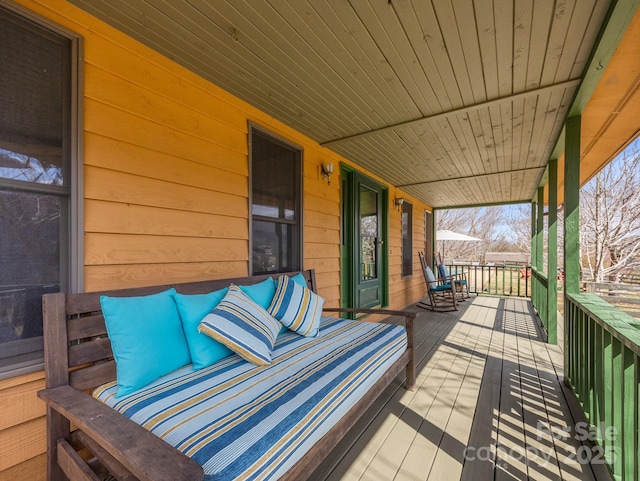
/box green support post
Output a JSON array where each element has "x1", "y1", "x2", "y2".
[
  {"x1": 548, "y1": 158, "x2": 558, "y2": 344},
  {"x1": 536, "y1": 187, "x2": 544, "y2": 273},
  {"x1": 565, "y1": 116, "x2": 581, "y2": 294},
  {"x1": 537, "y1": 186, "x2": 545, "y2": 329},
  {"x1": 531, "y1": 201, "x2": 537, "y2": 305}
]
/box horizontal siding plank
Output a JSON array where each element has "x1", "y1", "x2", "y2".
[
  {"x1": 85, "y1": 99, "x2": 247, "y2": 173},
  {"x1": 85, "y1": 200, "x2": 248, "y2": 239},
  {"x1": 0, "y1": 453, "x2": 46, "y2": 481},
  {"x1": 85, "y1": 166, "x2": 248, "y2": 217},
  {"x1": 84, "y1": 261, "x2": 249, "y2": 292},
  {"x1": 304, "y1": 226, "x2": 340, "y2": 246},
  {"x1": 0, "y1": 371, "x2": 44, "y2": 391},
  {"x1": 0, "y1": 418, "x2": 45, "y2": 472},
  {"x1": 85, "y1": 133, "x2": 248, "y2": 192},
  {"x1": 303, "y1": 242, "x2": 340, "y2": 261},
  {"x1": 304, "y1": 258, "x2": 341, "y2": 275},
  {"x1": 85, "y1": 64, "x2": 248, "y2": 154},
  {"x1": 0, "y1": 380, "x2": 45, "y2": 431},
  {"x1": 84, "y1": 233, "x2": 247, "y2": 265},
  {"x1": 304, "y1": 193, "x2": 340, "y2": 215},
  {"x1": 82, "y1": 36, "x2": 250, "y2": 131},
  {"x1": 304, "y1": 210, "x2": 340, "y2": 231}
]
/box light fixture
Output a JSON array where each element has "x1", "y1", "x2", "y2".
[
  {"x1": 321, "y1": 162, "x2": 334, "y2": 185},
  {"x1": 394, "y1": 197, "x2": 405, "y2": 210}
]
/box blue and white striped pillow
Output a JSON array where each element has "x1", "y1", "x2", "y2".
[
  {"x1": 198, "y1": 285, "x2": 281, "y2": 365},
  {"x1": 268, "y1": 274, "x2": 324, "y2": 337}
]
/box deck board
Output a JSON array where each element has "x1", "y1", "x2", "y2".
[{"x1": 314, "y1": 296, "x2": 610, "y2": 481}]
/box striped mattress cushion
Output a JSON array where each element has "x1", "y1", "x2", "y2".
[{"x1": 94, "y1": 316, "x2": 407, "y2": 481}]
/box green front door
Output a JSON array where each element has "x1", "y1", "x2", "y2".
[{"x1": 341, "y1": 166, "x2": 388, "y2": 311}]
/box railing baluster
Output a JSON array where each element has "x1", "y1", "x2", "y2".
[
  {"x1": 588, "y1": 319, "x2": 595, "y2": 425},
  {"x1": 594, "y1": 322, "x2": 604, "y2": 444},
  {"x1": 612, "y1": 338, "x2": 623, "y2": 473},
  {"x1": 622, "y1": 346, "x2": 635, "y2": 480},
  {"x1": 603, "y1": 330, "x2": 613, "y2": 454}
]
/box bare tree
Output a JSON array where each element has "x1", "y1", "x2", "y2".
[
  {"x1": 580, "y1": 141, "x2": 640, "y2": 282},
  {"x1": 436, "y1": 206, "x2": 508, "y2": 262},
  {"x1": 505, "y1": 204, "x2": 533, "y2": 254}
]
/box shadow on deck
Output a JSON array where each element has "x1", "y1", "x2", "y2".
[{"x1": 313, "y1": 296, "x2": 613, "y2": 481}]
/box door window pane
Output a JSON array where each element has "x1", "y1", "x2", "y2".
[{"x1": 360, "y1": 185, "x2": 378, "y2": 281}]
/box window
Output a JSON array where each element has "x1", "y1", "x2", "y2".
[
  {"x1": 250, "y1": 127, "x2": 302, "y2": 275},
  {"x1": 0, "y1": 6, "x2": 77, "y2": 378},
  {"x1": 402, "y1": 201, "x2": 413, "y2": 277}
]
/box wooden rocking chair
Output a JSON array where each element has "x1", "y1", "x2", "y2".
[
  {"x1": 435, "y1": 253, "x2": 470, "y2": 301},
  {"x1": 418, "y1": 251, "x2": 457, "y2": 311}
]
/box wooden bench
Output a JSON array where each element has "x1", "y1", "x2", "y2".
[{"x1": 38, "y1": 270, "x2": 415, "y2": 481}]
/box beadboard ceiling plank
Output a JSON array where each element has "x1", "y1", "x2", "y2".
[
  {"x1": 431, "y1": 0, "x2": 477, "y2": 107},
  {"x1": 493, "y1": 0, "x2": 515, "y2": 98},
  {"x1": 526, "y1": 0, "x2": 555, "y2": 91},
  {"x1": 554, "y1": 0, "x2": 598, "y2": 83},
  {"x1": 270, "y1": 0, "x2": 404, "y2": 125},
  {"x1": 509, "y1": 96, "x2": 526, "y2": 173},
  {"x1": 391, "y1": 0, "x2": 454, "y2": 112},
  {"x1": 475, "y1": 0, "x2": 500, "y2": 101},
  {"x1": 451, "y1": 0, "x2": 488, "y2": 104},
  {"x1": 189, "y1": 0, "x2": 376, "y2": 136},
  {"x1": 316, "y1": 0, "x2": 423, "y2": 122},
  {"x1": 79, "y1": 0, "x2": 345, "y2": 140},
  {"x1": 347, "y1": 1, "x2": 438, "y2": 116}
]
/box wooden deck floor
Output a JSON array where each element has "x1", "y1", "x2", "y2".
[{"x1": 313, "y1": 296, "x2": 613, "y2": 481}]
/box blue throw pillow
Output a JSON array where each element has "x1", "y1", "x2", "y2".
[
  {"x1": 289, "y1": 272, "x2": 309, "y2": 288},
  {"x1": 100, "y1": 288, "x2": 191, "y2": 397},
  {"x1": 268, "y1": 275, "x2": 324, "y2": 337},
  {"x1": 199, "y1": 285, "x2": 282, "y2": 365},
  {"x1": 174, "y1": 289, "x2": 233, "y2": 370},
  {"x1": 239, "y1": 277, "x2": 276, "y2": 309}
]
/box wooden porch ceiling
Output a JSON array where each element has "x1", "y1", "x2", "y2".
[{"x1": 68, "y1": 0, "x2": 634, "y2": 208}]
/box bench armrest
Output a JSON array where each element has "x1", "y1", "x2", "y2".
[
  {"x1": 38, "y1": 386, "x2": 204, "y2": 481},
  {"x1": 322, "y1": 306, "x2": 416, "y2": 318}
]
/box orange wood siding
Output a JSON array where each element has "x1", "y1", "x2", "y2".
[{"x1": 2, "y1": 1, "x2": 432, "y2": 479}]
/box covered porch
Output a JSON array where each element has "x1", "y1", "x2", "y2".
[
  {"x1": 1, "y1": 0, "x2": 639, "y2": 479},
  {"x1": 314, "y1": 296, "x2": 611, "y2": 481}
]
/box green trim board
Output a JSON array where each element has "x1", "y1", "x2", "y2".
[
  {"x1": 549, "y1": 0, "x2": 640, "y2": 163},
  {"x1": 536, "y1": 187, "x2": 544, "y2": 273},
  {"x1": 564, "y1": 116, "x2": 581, "y2": 294},
  {"x1": 434, "y1": 199, "x2": 532, "y2": 211},
  {"x1": 547, "y1": 158, "x2": 558, "y2": 344}
]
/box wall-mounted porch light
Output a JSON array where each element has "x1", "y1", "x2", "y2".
[
  {"x1": 394, "y1": 197, "x2": 405, "y2": 211},
  {"x1": 321, "y1": 162, "x2": 334, "y2": 185}
]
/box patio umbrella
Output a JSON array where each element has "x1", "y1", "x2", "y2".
[{"x1": 436, "y1": 230, "x2": 482, "y2": 261}]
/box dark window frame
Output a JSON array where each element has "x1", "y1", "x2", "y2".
[
  {"x1": 401, "y1": 200, "x2": 413, "y2": 277},
  {"x1": 0, "y1": 1, "x2": 82, "y2": 380},
  {"x1": 248, "y1": 124, "x2": 303, "y2": 275}
]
